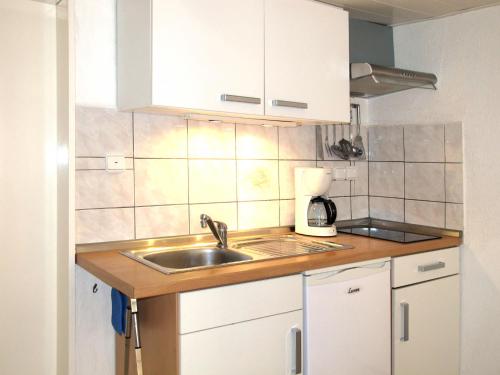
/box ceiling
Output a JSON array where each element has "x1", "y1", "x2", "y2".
[{"x1": 322, "y1": 0, "x2": 500, "y2": 25}]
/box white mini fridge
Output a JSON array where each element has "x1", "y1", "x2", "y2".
[{"x1": 304, "y1": 258, "x2": 391, "y2": 375}]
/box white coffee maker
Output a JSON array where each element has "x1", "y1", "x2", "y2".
[{"x1": 294, "y1": 167, "x2": 337, "y2": 236}]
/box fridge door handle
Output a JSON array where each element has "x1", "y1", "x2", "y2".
[
  {"x1": 401, "y1": 302, "x2": 409, "y2": 342},
  {"x1": 291, "y1": 327, "x2": 302, "y2": 374}
]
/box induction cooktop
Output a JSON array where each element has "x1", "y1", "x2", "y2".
[{"x1": 338, "y1": 226, "x2": 441, "y2": 243}]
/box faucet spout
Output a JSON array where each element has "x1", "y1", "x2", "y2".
[{"x1": 200, "y1": 214, "x2": 228, "y2": 248}]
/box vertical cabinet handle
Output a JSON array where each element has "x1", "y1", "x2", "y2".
[
  {"x1": 220, "y1": 94, "x2": 261, "y2": 105},
  {"x1": 291, "y1": 327, "x2": 302, "y2": 374},
  {"x1": 418, "y1": 261, "x2": 445, "y2": 272},
  {"x1": 401, "y1": 302, "x2": 409, "y2": 342},
  {"x1": 272, "y1": 100, "x2": 308, "y2": 109}
]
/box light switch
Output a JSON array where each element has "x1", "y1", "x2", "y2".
[{"x1": 106, "y1": 155, "x2": 126, "y2": 170}]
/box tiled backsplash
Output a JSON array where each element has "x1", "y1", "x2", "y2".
[
  {"x1": 75, "y1": 107, "x2": 368, "y2": 244},
  {"x1": 367, "y1": 123, "x2": 463, "y2": 230},
  {"x1": 75, "y1": 108, "x2": 463, "y2": 244}
]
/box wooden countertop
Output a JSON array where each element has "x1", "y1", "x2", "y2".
[{"x1": 76, "y1": 233, "x2": 461, "y2": 299}]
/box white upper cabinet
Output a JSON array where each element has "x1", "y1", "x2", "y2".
[
  {"x1": 151, "y1": 0, "x2": 265, "y2": 116},
  {"x1": 117, "y1": 0, "x2": 349, "y2": 124},
  {"x1": 264, "y1": 0, "x2": 350, "y2": 122},
  {"x1": 118, "y1": 0, "x2": 264, "y2": 116}
]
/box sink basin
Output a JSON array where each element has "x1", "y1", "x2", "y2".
[
  {"x1": 143, "y1": 248, "x2": 252, "y2": 269},
  {"x1": 121, "y1": 234, "x2": 352, "y2": 275},
  {"x1": 122, "y1": 246, "x2": 256, "y2": 274}
]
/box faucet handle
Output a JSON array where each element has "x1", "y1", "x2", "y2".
[
  {"x1": 200, "y1": 214, "x2": 209, "y2": 228},
  {"x1": 216, "y1": 221, "x2": 228, "y2": 248}
]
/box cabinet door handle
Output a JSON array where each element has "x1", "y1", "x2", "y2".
[
  {"x1": 418, "y1": 261, "x2": 445, "y2": 272},
  {"x1": 220, "y1": 94, "x2": 261, "y2": 105},
  {"x1": 401, "y1": 302, "x2": 409, "y2": 342},
  {"x1": 272, "y1": 99, "x2": 308, "y2": 109},
  {"x1": 291, "y1": 327, "x2": 302, "y2": 374}
]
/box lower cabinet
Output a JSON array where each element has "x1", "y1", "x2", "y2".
[
  {"x1": 179, "y1": 274, "x2": 303, "y2": 375},
  {"x1": 180, "y1": 310, "x2": 302, "y2": 375},
  {"x1": 392, "y1": 249, "x2": 460, "y2": 375}
]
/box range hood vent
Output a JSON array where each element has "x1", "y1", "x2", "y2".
[{"x1": 350, "y1": 63, "x2": 438, "y2": 98}]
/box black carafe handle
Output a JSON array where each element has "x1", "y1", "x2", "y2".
[{"x1": 324, "y1": 199, "x2": 337, "y2": 225}]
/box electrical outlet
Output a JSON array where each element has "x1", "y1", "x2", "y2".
[
  {"x1": 333, "y1": 167, "x2": 347, "y2": 180},
  {"x1": 347, "y1": 166, "x2": 358, "y2": 180}
]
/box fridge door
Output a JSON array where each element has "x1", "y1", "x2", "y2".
[{"x1": 304, "y1": 261, "x2": 391, "y2": 375}]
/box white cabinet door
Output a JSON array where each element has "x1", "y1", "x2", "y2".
[
  {"x1": 151, "y1": 0, "x2": 265, "y2": 115},
  {"x1": 264, "y1": 0, "x2": 349, "y2": 122},
  {"x1": 393, "y1": 275, "x2": 460, "y2": 375},
  {"x1": 180, "y1": 310, "x2": 303, "y2": 375}
]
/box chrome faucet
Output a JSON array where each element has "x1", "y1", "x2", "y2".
[{"x1": 200, "y1": 214, "x2": 228, "y2": 249}]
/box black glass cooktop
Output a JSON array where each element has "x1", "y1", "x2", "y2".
[{"x1": 338, "y1": 226, "x2": 441, "y2": 243}]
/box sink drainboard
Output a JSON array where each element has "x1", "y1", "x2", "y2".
[{"x1": 231, "y1": 235, "x2": 351, "y2": 258}]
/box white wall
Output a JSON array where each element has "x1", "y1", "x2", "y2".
[
  {"x1": 74, "y1": 1, "x2": 119, "y2": 374},
  {"x1": 367, "y1": 6, "x2": 500, "y2": 375},
  {"x1": 0, "y1": 1, "x2": 57, "y2": 374},
  {"x1": 57, "y1": 0, "x2": 75, "y2": 374}
]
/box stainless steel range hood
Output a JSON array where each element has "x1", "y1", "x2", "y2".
[{"x1": 350, "y1": 63, "x2": 438, "y2": 98}]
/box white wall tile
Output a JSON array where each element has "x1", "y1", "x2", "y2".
[
  {"x1": 351, "y1": 196, "x2": 369, "y2": 219},
  {"x1": 405, "y1": 200, "x2": 445, "y2": 227},
  {"x1": 76, "y1": 107, "x2": 132, "y2": 157},
  {"x1": 404, "y1": 124, "x2": 445, "y2": 162},
  {"x1": 279, "y1": 160, "x2": 316, "y2": 199},
  {"x1": 368, "y1": 125, "x2": 404, "y2": 161},
  {"x1": 445, "y1": 123, "x2": 463, "y2": 163},
  {"x1": 188, "y1": 120, "x2": 235, "y2": 159},
  {"x1": 352, "y1": 161, "x2": 368, "y2": 196},
  {"x1": 134, "y1": 113, "x2": 187, "y2": 158},
  {"x1": 76, "y1": 208, "x2": 134, "y2": 244},
  {"x1": 317, "y1": 161, "x2": 351, "y2": 197},
  {"x1": 135, "y1": 205, "x2": 189, "y2": 239},
  {"x1": 445, "y1": 163, "x2": 463, "y2": 203},
  {"x1": 278, "y1": 126, "x2": 316, "y2": 160},
  {"x1": 236, "y1": 124, "x2": 278, "y2": 159},
  {"x1": 369, "y1": 162, "x2": 404, "y2": 198},
  {"x1": 238, "y1": 200, "x2": 280, "y2": 230},
  {"x1": 76, "y1": 158, "x2": 107, "y2": 170},
  {"x1": 76, "y1": 170, "x2": 134, "y2": 209},
  {"x1": 189, "y1": 160, "x2": 236, "y2": 203},
  {"x1": 405, "y1": 163, "x2": 445, "y2": 201},
  {"x1": 237, "y1": 160, "x2": 279, "y2": 201},
  {"x1": 280, "y1": 200, "x2": 295, "y2": 226},
  {"x1": 135, "y1": 159, "x2": 188, "y2": 206},
  {"x1": 446, "y1": 203, "x2": 464, "y2": 230},
  {"x1": 189, "y1": 203, "x2": 238, "y2": 234},
  {"x1": 369, "y1": 197, "x2": 404, "y2": 222},
  {"x1": 332, "y1": 197, "x2": 351, "y2": 221}
]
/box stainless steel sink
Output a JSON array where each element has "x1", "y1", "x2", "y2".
[
  {"x1": 122, "y1": 235, "x2": 352, "y2": 274},
  {"x1": 122, "y1": 245, "x2": 261, "y2": 274},
  {"x1": 144, "y1": 248, "x2": 252, "y2": 269}
]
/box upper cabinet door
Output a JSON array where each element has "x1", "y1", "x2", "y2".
[
  {"x1": 151, "y1": 0, "x2": 265, "y2": 115},
  {"x1": 264, "y1": 0, "x2": 350, "y2": 122}
]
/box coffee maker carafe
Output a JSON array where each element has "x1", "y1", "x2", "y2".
[{"x1": 295, "y1": 167, "x2": 337, "y2": 236}]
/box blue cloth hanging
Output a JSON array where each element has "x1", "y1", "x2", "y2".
[{"x1": 111, "y1": 288, "x2": 128, "y2": 335}]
